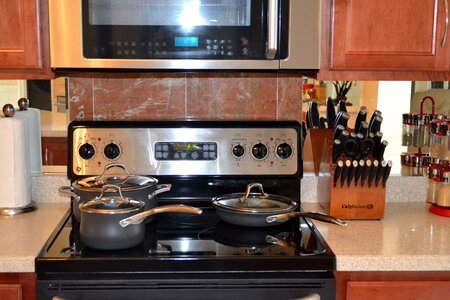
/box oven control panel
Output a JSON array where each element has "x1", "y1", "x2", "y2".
[{"x1": 70, "y1": 122, "x2": 301, "y2": 177}]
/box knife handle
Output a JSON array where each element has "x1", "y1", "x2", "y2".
[
  {"x1": 332, "y1": 139, "x2": 343, "y2": 163},
  {"x1": 357, "y1": 121, "x2": 369, "y2": 138},
  {"x1": 354, "y1": 106, "x2": 367, "y2": 133},
  {"x1": 337, "y1": 100, "x2": 347, "y2": 114},
  {"x1": 368, "y1": 110, "x2": 382, "y2": 129},
  {"x1": 374, "y1": 140, "x2": 388, "y2": 161},
  {"x1": 354, "y1": 159, "x2": 365, "y2": 187},
  {"x1": 382, "y1": 160, "x2": 392, "y2": 188},
  {"x1": 326, "y1": 97, "x2": 336, "y2": 129},
  {"x1": 369, "y1": 115, "x2": 383, "y2": 134},
  {"x1": 340, "y1": 160, "x2": 352, "y2": 188},
  {"x1": 305, "y1": 110, "x2": 311, "y2": 130},
  {"x1": 347, "y1": 160, "x2": 358, "y2": 187},
  {"x1": 310, "y1": 101, "x2": 320, "y2": 129},
  {"x1": 361, "y1": 159, "x2": 372, "y2": 187},
  {"x1": 334, "y1": 160, "x2": 344, "y2": 188},
  {"x1": 333, "y1": 124, "x2": 346, "y2": 140},
  {"x1": 368, "y1": 160, "x2": 379, "y2": 188},
  {"x1": 334, "y1": 111, "x2": 350, "y2": 130},
  {"x1": 375, "y1": 160, "x2": 387, "y2": 187}
]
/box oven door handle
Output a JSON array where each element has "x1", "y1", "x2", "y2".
[
  {"x1": 296, "y1": 294, "x2": 321, "y2": 300},
  {"x1": 266, "y1": 0, "x2": 279, "y2": 59}
]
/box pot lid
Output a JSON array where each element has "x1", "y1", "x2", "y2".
[
  {"x1": 79, "y1": 196, "x2": 145, "y2": 214},
  {"x1": 74, "y1": 163, "x2": 157, "y2": 191},
  {"x1": 212, "y1": 183, "x2": 297, "y2": 214}
]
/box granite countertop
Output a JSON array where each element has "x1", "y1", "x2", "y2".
[
  {"x1": 303, "y1": 202, "x2": 450, "y2": 272},
  {"x1": 0, "y1": 202, "x2": 69, "y2": 272}
]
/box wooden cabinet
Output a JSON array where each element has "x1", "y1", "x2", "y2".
[
  {"x1": 0, "y1": 273, "x2": 36, "y2": 300},
  {"x1": 319, "y1": 0, "x2": 450, "y2": 80},
  {"x1": 41, "y1": 137, "x2": 67, "y2": 166},
  {"x1": 0, "y1": 0, "x2": 53, "y2": 79},
  {"x1": 336, "y1": 271, "x2": 450, "y2": 300}
]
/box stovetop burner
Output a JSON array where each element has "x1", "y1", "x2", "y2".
[{"x1": 37, "y1": 205, "x2": 335, "y2": 273}]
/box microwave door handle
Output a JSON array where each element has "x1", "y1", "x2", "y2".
[{"x1": 266, "y1": 0, "x2": 279, "y2": 59}]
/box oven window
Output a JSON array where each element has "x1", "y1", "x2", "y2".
[{"x1": 88, "y1": 0, "x2": 252, "y2": 27}]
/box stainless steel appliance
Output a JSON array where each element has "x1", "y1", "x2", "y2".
[
  {"x1": 36, "y1": 121, "x2": 336, "y2": 300},
  {"x1": 49, "y1": 0, "x2": 321, "y2": 71}
]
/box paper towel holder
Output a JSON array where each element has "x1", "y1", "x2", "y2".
[{"x1": 0, "y1": 202, "x2": 37, "y2": 216}]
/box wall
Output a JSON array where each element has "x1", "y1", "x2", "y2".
[{"x1": 67, "y1": 73, "x2": 303, "y2": 121}]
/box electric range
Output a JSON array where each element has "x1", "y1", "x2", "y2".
[{"x1": 36, "y1": 121, "x2": 336, "y2": 300}]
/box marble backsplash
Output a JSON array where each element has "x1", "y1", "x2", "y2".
[{"x1": 67, "y1": 73, "x2": 303, "y2": 121}]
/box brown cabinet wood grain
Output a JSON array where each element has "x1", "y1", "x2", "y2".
[
  {"x1": 336, "y1": 271, "x2": 450, "y2": 300},
  {"x1": 0, "y1": 273, "x2": 36, "y2": 300},
  {"x1": 319, "y1": 0, "x2": 450, "y2": 80},
  {"x1": 331, "y1": 0, "x2": 449, "y2": 71},
  {"x1": 41, "y1": 137, "x2": 68, "y2": 166},
  {"x1": 0, "y1": 0, "x2": 53, "y2": 79}
]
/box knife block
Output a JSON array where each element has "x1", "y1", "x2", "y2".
[
  {"x1": 317, "y1": 131, "x2": 386, "y2": 220},
  {"x1": 303, "y1": 128, "x2": 332, "y2": 175}
]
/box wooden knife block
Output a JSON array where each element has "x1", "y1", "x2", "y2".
[
  {"x1": 316, "y1": 131, "x2": 386, "y2": 220},
  {"x1": 303, "y1": 128, "x2": 331, "y2": 175}
]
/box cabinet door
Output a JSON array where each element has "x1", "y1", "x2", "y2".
[
  {"x1": 347, "y1": 281, "x2": 450, "y2": 300},
  {"x1": 330, "y1": 0, "x2": 450, "y2": 71},
  {"x1": 0, "y1": 0, "x2": 41, "y2": 70}
]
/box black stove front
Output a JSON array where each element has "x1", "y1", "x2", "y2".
[{"x1": 36, "y1": 121, "x2": 336, "y2": 300}]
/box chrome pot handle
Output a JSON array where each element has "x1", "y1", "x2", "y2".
[
  {"x1": 95, "y1": 163, "x2": 130, "y2": 182},
  {"x1": 96, "y1": 184, "x2": 125, "y2": 200},
  {"x1": 266, "y1": 211, "x2": 347, "y2": 227},
  {"x1": 148, "y1": 184, "x2": 172, "y2": 199},
  {"x1": 58, "y1": 186, "x2": 81, "y2": 202},
  {"x1": 239, "y1": 182, "x2": 269, "y2": 203}
]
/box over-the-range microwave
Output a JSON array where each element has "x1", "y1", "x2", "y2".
[{"x1": 49, "y1": 0, "x2": 321, "y2": 71}]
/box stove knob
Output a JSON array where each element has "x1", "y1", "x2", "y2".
[
  {"x1": 104, "y1": 143, "x2": 121, "y2": 160},
  {"x1": 276, "y1": 143, "x2": 293, "y2": 159},
  {"x1": 251, "y1": 143, "x2": 268, "y2": 160},
  {"x1": 232, "y1": 144, "x2": 245, "y2": 158},
  {"x1": 78, "y1": 143, "x2": 95, "y2": 160}
]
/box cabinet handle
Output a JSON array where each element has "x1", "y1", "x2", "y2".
[
  {"x1": 442, "y1": 0, "x2": 449, "y2": 47},
  {"x1": 266, "y1": 0, "x2": 279, "y2": 59}
]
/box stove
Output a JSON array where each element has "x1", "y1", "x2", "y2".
[{"x1": 36, "y1": 121, "x2": 336, "y2": 300}]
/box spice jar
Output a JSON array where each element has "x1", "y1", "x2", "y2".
[
  {"x1": 436, "y1": 170, "x2": 450, "y2": 207},
  {"x1": 402, "y1": 113, "x2": 413, "y2": 146},
  {"x1": 426, "y1": 166, "x2": 441, "y2": 204},
  {"x1": 430, "y1": 121, "x2": 448, "y2": 158}
]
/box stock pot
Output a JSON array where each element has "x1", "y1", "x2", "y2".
[{"x1": 59, "y1": 163, "x2": 171, "y2": 221}]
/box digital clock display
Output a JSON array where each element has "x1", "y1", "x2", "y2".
[
  {"x1": 155, "y1": 142, "x2": 217, "y2": 161},
  {"x1": 174, "y1": 37, "x2": 199, "y2": 48}
]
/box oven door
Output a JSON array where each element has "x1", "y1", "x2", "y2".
[
  {"x1": 37, "y1": 272, "x2": 335, "y2": 300},
  {"x1": 82, "y1": 0, "x2": 288, "y2": 61}
]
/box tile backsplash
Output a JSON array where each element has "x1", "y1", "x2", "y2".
[{"x1": 68, "y1": 73, "x2": 303, "y2": 121}]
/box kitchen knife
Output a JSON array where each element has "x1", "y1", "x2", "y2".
[
  {"x1": 305, "y1": 110, "x2": 311, "y2": 130},
  {"x1": 347, "y1": 160, "x2": 358, "y2": 187},
  {"x1": 337, "y1": 100, "x2": 347, "y2": 113},
  {"x1": 332, "y1": 139, "x2": 343, "y2": 163},
  {"x1": 326, "y1": 97, "x2": 336, "y2": 129},
  {"x1": 337, "y1": 130, "x2": 350, "y2": 143},
  {"x1": 359, "y1": 137, "x2": 375, "y2": 159},
  {"x1": 369, "y1": 115, "x2": 383, "y2": 134},
  {"x1": 372, "y1": 131, "x2": 383, "y2": 153},
  {"x1": 319, "y1": 117, "x2": 328, "y2": 129},
  {"x1": 360, "y1": 159, "x2": 372, "y2": 187},
  {"x1": 334, "y1": 111, "x2": 350, "y2": 130},
  {"x1": 374, "y1": 140, "x2": 388, "y2": 161},
  {"x1": 340, "y1": 160, "x2": 352, "y2": 188},
  {"x1": 382, "y1": 160, "x2": 392, "y2": 188},
  {"x1": 354, "y1": 106, "x2": 367, "y2": 133},
  {"x1": 368, "y1": 160, "x2": 379, "y2": 188},
  {"x1": 334, "y1": 160, "x2": 344, "y2": 188},
  {"x1": 309, "y1": 101, "x2": 320, "y2": 129},
  {"x1": 375, "y1": 160, "x2": 387, "y2": 187},
  {"x1": 357, "y1": 121, "x2": 369, "y2": 138},
  {"x1": 354, "y1": 159, "x2": 365, "y2": 187},
  {"x1": 333, "y1": 124, "x2": 346, "y2": 140},
  {"x1": 368, "y1": 110, "x2": 382, "y2": 129}
]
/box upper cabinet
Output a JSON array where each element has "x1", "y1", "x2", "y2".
[
  {"x1": 0, "y1": 0, "x2": 53, "y2": 79},
  {"x1": 319, "y1": 0, "x2": 450, "y2": 80}
]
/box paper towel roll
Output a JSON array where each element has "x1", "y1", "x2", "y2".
[
  {"x1": 0, "y1": 116, "x2": 32, "y2": 208},
  {"x1": 15, "y1": 108, "x2": 42, "y2": 175}
]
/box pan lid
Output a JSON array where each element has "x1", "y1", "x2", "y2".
[
  {"x1": 212, "y1": 183, "x2": 297, "y2": 214},
  {"x1": 79, "y1": 184, "x2": 145, "y2": 214},
  {"x1": 74, "y1": 163, "x2": 157, "y2": 191}
]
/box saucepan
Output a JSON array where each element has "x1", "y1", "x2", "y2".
[
  {"x1": 59, "y1": 163, "x2": 171, "y2": 221},
  {"x1": 79, "y1": 185, "x2": 202, "y2": 250},
  {"x1": 212, "y1": 183, "x2": 347, "y2": 227}
]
